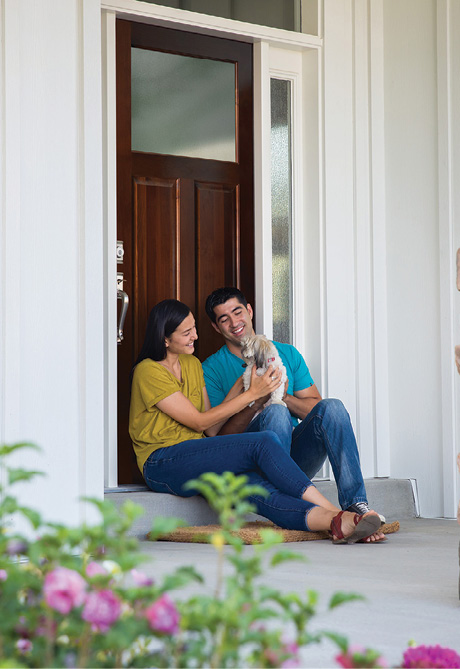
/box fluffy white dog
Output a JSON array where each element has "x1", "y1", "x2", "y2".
[{"x1": 240, "y1": 334, "x2": 287, "y2": 407}]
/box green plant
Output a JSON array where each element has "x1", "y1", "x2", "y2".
[{"x1": 0, "y1": 442, "x2": 364, "y2": 668}]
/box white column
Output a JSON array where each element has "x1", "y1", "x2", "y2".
[
  {"x1": 322, "y1": 0, "x2": 358, "y2": 427},
  {"x1": 322, "y1": 0, "x2": 390, "y2": 478},
  {"x1": 0, "y1": 0, "x2": 104, "y2": 525},
  {"x1": 438, "y1": 0, "x2": 460, "y2": 518}
]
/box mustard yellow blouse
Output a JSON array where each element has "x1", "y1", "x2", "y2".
[{"x1": 129, "y1": 355, "x2": 205, "y2": 473}]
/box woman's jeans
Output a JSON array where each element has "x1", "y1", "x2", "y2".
[
  {"x1": 143, "y1": 431, "x2": 319, "y2": 531},
  {"x1": 246, "y1": 399, "x2": 367, "y2": 510}
]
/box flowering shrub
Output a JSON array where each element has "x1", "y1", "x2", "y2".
[
  {"x1": 1, "y1": 442, "x2": 459, "y2": 668},
  {"x1": 0, "y1": 442, "x2": 363, "y2": 668}
]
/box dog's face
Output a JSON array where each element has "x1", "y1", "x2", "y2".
[{"x1": 240, "y1": 334, "x2": 274, "y2": 369}]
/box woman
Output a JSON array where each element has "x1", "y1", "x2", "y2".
[{"x1": 129, "y1": 300, "x2": 383, "y2": 544}]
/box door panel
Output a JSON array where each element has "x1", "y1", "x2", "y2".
[
  {"x1": 133, "y1": 176, "x2": 181, "y2": 354},
  {"x1": 116, "y1": 20, "x2": 254, "y2": 484}
]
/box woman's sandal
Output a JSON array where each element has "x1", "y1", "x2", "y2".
[{"x1": 330, "y1": 511, "x2": 382, "y2": 544}]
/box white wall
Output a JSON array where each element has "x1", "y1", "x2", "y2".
[
  {"x1": 383, "y1": 0, "x2": 443, "y2": 517},
  {"x1": 0, "y1": 0, "x2": 105, "y2": 525},
  {"x1": 322, "y1": 0, "x2": 391, "y2": 480},
  {"x1": 437, "y1": 0, "x2": 460, "y2": 519},
  {"x1": 322, "y1": 0, "x2": 460, "y2": 516}
]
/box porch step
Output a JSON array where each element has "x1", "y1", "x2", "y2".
[{"x1": 104, "y1": 478, "x2": 418, "y2": 539}]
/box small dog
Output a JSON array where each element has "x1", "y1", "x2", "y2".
[{"x1": 240, "y1": 334, "x2": 287, "y2": 407}]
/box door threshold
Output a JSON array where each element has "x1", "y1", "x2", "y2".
[{"x1": 105, "y1": 484, "x2": 149, "y2": 493}]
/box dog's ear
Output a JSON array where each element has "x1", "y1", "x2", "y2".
[
  {"x1": 240, "y1": 335, "x2": 255, "y2": 358},
  {"x1": 254, "y1": 337, "x2": 270, "y2": 369}
]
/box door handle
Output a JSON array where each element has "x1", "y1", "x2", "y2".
[{"x1": 117, "y1": 289, "x2": 129, "y2": 344}]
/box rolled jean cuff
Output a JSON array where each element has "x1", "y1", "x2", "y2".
[
  {"x1": 342, "y1": 495, "x2": 368, "y2": 510},
  {"x1": 304, "y1": 505, "x2": 320, "y2": 532},
  {"x1": 301, "y1": 482, "x2": 316, "y2": 497}
]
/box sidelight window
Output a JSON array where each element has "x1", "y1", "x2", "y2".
[{"x1": 270, "y1": 78, "x2": 293, "y2": 344}]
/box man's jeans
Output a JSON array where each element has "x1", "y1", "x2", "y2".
[{"x1": 246, "y1": 399, "x2": 367, "y2": 510}]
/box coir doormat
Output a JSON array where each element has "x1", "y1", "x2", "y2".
[{"x1": 149, "y1": 520, "x2": 400, "y2": 544}]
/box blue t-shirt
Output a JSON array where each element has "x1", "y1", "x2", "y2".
[{"x1": 202, "y1": 341, "x2": 314, "y2": 427}]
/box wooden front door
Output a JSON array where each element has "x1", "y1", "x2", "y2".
[{"x1": 116, "y1": 21, "x2": 254, "y2": 484}]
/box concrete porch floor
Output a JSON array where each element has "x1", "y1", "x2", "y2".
[
  {"x1": 106, "y1": 480, "x2": 460, "y2": 667},
  {"x1": 136, "y1": 517, "x2": 459, "y2": 668}
]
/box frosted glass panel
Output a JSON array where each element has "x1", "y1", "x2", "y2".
[
  {"x1": 131, "y1": 48, "x2": 236, "y2": 161},
  {"x1": 138, "y1": 0, "x2": 302, "y2": 32},
  {"x1": 271, "y1": 78, "x2": 293, "y2": 344}
]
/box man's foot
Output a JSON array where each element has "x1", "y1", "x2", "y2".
[{"x1": 346, "y1": 501, "x2": 386, "y2": 525}]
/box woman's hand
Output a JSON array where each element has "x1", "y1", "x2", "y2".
[
  {"x1": 155, "y1": 368, "x2": 282, "y2": 436},
  {"x1": 247, "y1": 365, "x2": 283, "y2": 401}
]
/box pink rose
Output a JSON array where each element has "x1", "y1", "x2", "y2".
[
  {"x1": 16, "y1": 639, "x2": 33, "y2": 654},
  {"x1": 402, "y1": 645, "x2": 460, "y2": 668},
  {"x1": 145, "y1": 594, "x2": 180, "y2": 635},
  {"x1": 131, "y1": 569, "x2": 154, "y2": 587},
  {"x1": 43, "y1": 567, "x2": 87, "y2": 614},
  {"x1": 82, "y1": 589, "x2": 121, "y2": 632},
  {"x1": 86, "y1": 562, "x2": 108, "y2": 578}
]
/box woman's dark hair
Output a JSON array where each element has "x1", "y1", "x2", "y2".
[{"x1": 133, "y1": 299, "x2": 191, "y2": 369}]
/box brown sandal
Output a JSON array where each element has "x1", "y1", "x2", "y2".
[{"x1": 330, "y1": 511, "x2": 382, "y2": 544}]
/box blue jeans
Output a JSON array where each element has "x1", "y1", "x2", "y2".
[
  {"x1": 246, "y1": 399, "x2": 367, "y2": 510},
  {"x1": 143, "y1": 431, "x2": 319, "y2": 531}
]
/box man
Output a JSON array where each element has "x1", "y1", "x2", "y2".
[{"x1": 202, "y1": 286, "x2": 384, "y2": 521}]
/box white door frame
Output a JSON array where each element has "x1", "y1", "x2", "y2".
[{"x1": 100, "y1": 0, "x2": 323, "y2": 488}]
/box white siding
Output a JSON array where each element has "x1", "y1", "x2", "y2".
[
  {"x1": 0, "y1": 0, "x2": 104, "y2": 525},
  {"x1": 383, "y1": 0, "x2": 443, "y2": 517}
]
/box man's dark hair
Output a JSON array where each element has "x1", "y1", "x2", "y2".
[{"x1": 205, "y1": 287, "x2": 248, "y2": 324}]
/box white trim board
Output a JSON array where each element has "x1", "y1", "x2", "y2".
[
  {"x1": 101, "y1": 0, "x2": 322, "y2": 49},
  {"x1": 101, "y1": 6, "x2": 323, "y2": 487}
]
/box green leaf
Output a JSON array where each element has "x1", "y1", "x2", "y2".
[
  {"x1": 329, "y1": 591, "x2": 365, "y2": 609},
  {"x1": 322, "y1": 631, "x2": 349, "y2": 653},
  {"x1": 0, "y1": 495, "x2": 19, "y2": 515},
  {"x1": 0, "y1": 442, "x2": 41, "y2": 457},
  {"x1": 8, "y1": 468, "x2": 44, "y2": 485},
  {"x1": 270, "y1": 549, "x2": 306, "y2": 567},
  {"x1": 149, "y1": 516, "x2": 186, "y2": 540},
  {"x1": 18, "y1": 506, "x2": 42, "y2": 529},
  {"x1": 253, "y1": 528, "x2": 282, "y2": 546}
]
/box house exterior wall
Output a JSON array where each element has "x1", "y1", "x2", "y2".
[
  {"x1": 0, "y1": 0, "x2": 105, "y2": 524},
  {"x1": 383, "y1": 0, "x2": 442, "y2": 516},
  {"x1": 1, "y1": 0, "x2": 459, "y2": 522},
  {"x1": 382, "y1": 0, "x2": 460, "y2": 517},
  {"x1": 321, "y1": 0, "x2": 460, "y2": 517}
]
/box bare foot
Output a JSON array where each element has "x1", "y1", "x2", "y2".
[
  {"x1": 331, "y1": 511, "x2": 382, "y2": 544},
  {"x1": 360, "y1": 529, "x2": 386, "y2": 543}
]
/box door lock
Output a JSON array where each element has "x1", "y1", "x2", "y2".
[{"x1": 116, "y1": 240, "x2": 125, "y2": 264}]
